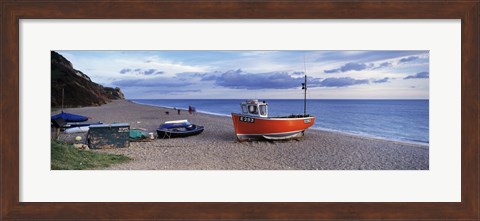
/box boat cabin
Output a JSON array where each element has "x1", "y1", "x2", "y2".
[{"x1": 240, "y1": 99, "x2": 268, "y2": 117}]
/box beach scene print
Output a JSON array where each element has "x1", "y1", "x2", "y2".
[{"x1": 51, "y1": 50, "x2": 429, "y2": 170}]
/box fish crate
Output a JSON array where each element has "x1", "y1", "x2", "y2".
[{"x1": 87, "y1": 123, "x2": 130, "y2": 149}]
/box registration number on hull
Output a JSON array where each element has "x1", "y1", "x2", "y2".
[{"x1": 239, "y1": 116, "x2": 255, "y2": 123}]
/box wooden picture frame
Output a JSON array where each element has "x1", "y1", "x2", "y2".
[{"x1": 1, "y1": 1, "x2": 478, "y2": 220}]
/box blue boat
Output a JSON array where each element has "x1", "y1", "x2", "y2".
[{"x1": 156, "y1": 120, "x2": 204, "y2": 139}]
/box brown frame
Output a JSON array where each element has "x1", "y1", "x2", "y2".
[{"x1": 1, "y1": 1, "x2": 478, "y2": 220}]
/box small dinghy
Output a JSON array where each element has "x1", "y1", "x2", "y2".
[
  {"x1": 64, "y1": 121, "x2": 103, "y2": 128},
  {"x1": 60, "y1": 122, "x2": 103, "y2": 134},
  {"x1": 64, "y1": 126, "x2": 90, "y2": 133},
  {"x1": 156, "y1": 120, "x2": 204, "y2": 139}
]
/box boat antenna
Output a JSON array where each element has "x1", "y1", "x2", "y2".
[{"x1": 302, "y1": 56, "x2": 307, "y2": 116}]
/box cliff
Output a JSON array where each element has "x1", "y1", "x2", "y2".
[{"x1": 51, "y1": 51, "x2": 124, "y2": 108}]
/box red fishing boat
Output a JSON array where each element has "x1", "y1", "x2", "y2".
[
  {"x1": 231, "y1": 74, "x2": 315, "y2": 141},
  {"x1": 231, "y1": 100, "x2": 315, "y2": 141}
]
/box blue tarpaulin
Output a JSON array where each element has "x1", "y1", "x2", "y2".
[{"x1": 51, "y1": 111, "x2": 88, "y2": 122}]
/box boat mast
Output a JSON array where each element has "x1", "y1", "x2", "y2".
[
  {"x1": 302, "y1": 56, "x2": 307, "y2": 116},
  {"x1": 61, "y1": 87, "x2": 64, "y2": 111}
]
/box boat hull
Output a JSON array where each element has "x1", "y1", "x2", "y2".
[
  {"x1": 231, "y1": 113, "x2": 315, "y2": 141},
  {"x1": 63, "y1": 121, "x2": 103, "y2": 128},
  {"x1": 64, "y1": 126, "x2": 90, "y2": 134}
]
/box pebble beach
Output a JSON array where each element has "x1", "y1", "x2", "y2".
[{"x1": 54, "y1": 100, "x2": 429, "y2": 170}]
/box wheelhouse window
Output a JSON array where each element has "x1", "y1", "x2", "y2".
[
  {"x1": 241, "y1": 104, "x2": 248, "y2": 114},
  {"x1": 259, "y1": 104, "x2": 267, "y2": 116},
  {"x1": 248, "y1": 105, "x2": 258, "y2": 114}
]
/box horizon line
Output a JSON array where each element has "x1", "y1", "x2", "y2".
[{"x1": 129, "y1": 98, "x2": 429, "y2": 100}]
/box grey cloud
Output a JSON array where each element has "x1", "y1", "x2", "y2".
[
  {"x1": 121, "y1": 68, "x2": 163, "y2": 75},
  {"x1": 144, "y1": 69, "x2": 156, "y2": 75},
  {"x1": 117, "y1": 69, "x2": 371, "y2": 90},
  {"x1": 318, "y1": 77, "x2": 369, "y2": 87},
  {"x1": 373, "y1": 77, "x2": 390, "y2": 83},
  {"x1": 324, "y1": 62, "x2": 370, "y2": 73},
  {"x1": 201, "y1": 74, "x2": 218, "y2": 81},
  {"x1": 209, "y1": 70, "x2": 367, "y2": 89},
  {"x1": 404, "y1": 71, "x2": 429, "y2": 80},
  {"x1": 291, "y1": 71, "x2": 305, "y2": 76},
  {"x1": 119, "y1": 68, "x2": 131, "y2": 74},
  {"x1": 325, "y1": 60, "x2": 396, "y2": 73},
  {"x1": 176, "y1": 72, "x2": 207, "y2": 78},
  {"x1": 214, "y1": 70, "x2": 303, "y2": 89},
  {"x1": 399, "y1": 56, "x2": 420, "y2": 63},
  {"x1": 372, "y1": 62, "x2": 392, "y2": 70}
]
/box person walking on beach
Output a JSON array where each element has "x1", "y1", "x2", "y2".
[{"x1": 188, "y1": 105, "x2": 193, "y2": 114}]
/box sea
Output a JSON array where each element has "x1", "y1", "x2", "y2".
[{"x1": 132, "y1": 99, "x2": 429, "y2": 145}]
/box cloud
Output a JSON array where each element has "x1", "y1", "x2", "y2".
[
  {"x1": 315, "y1": 51, "x2": 428, "y2": 63},
  {"x1": 176, "y1": 72, "x2": 207, "y2": 78},
  {"x1": 399, "y1": 56, "x2": 420, "y2": 63},
  {"x1": 324, "y1": 62, "x2": 370, "y2": 73},
  {"x1": 373, "y1": 77, "x2": 390, "y2": 83},
  {"x1": 173, "y1": 72, "x2": 210, "y2": 81},
  {"x1": 404, "y1": 71, "x2": 429, "y2": 79},
  {"x1": 143, "y1": 69, "x2": 156, "y2": 75},
  {"x1": 325, "y1": 61, "x2": 395, "y2": 73},
  {"x1": 372, "y1": 62, "x2": 392, "y2": 70},
  {"x1": 321, "y1": 53, "x2": 427, "y2": 74},
  {"x1": 112, "y1": 77, "x2": 191, "y2": 88},
  {"x1": 214, "y1": 69, "x2": 304, "y2": 89},
  {"x1": 291, "y1": 71, "x2": 305, "y2": 76},
  {"x1": 201, "y1": 74, "x2": 217, "y2": 81},
  {"x1": 176, "y1": 70, "x2": 369, "y2": 89},
  {"x1": 120, "y1": 68, "x2": 164, "y2": 75},
  {"x1": 324, "y1": 57, "x2": 413, "y2": 74},
  {"x1": 317, "y1": 77, "x2": 369, "y2": 87},
  {"x1": 119, "y1": 68, "x2": 131, "y2": 74},
  {"x1": 114, "y1": 69, "x2": 371, "y2": 91}
]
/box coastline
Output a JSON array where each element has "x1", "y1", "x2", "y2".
[
  {"x1": 53, "y1": 99, "x2": 429, "y2": 170},
  {"x1": 310, "y1": 128, "x2": 429, "y2": 148},
  {"x1": 130, "y1": 99, "x2": 429, "y2": 147}
]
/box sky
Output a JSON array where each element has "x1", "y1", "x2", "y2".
[{"x1": 56, "y1": 50, "x2": 429, "y2": 99}]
